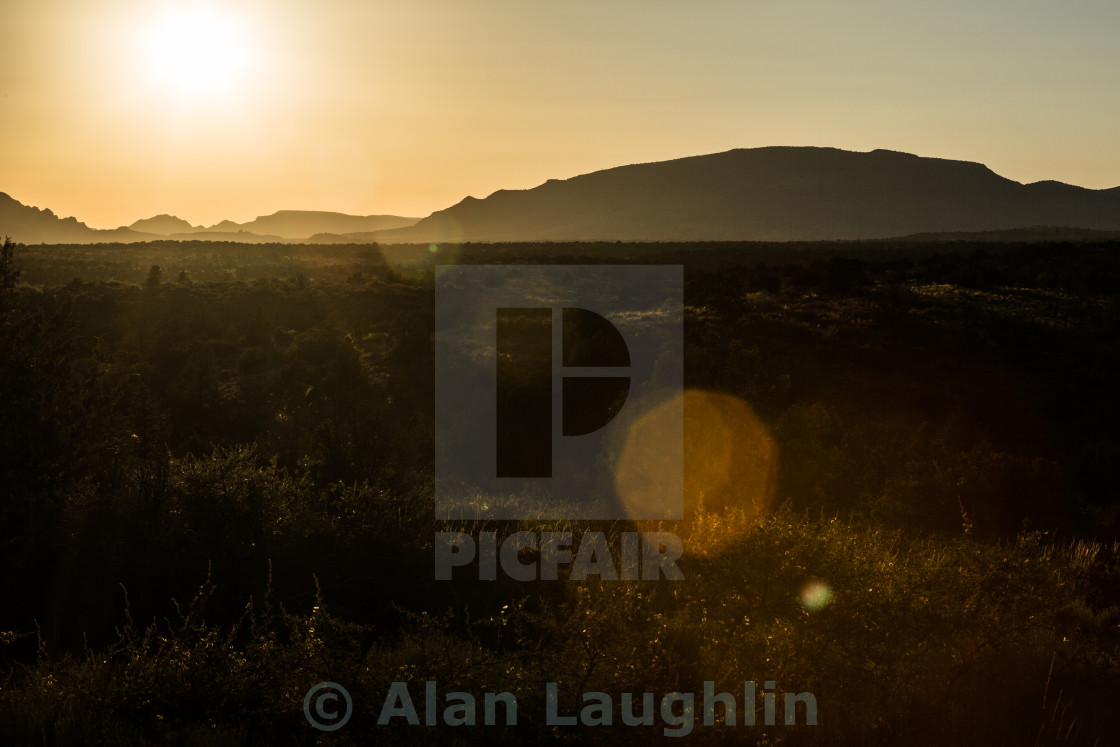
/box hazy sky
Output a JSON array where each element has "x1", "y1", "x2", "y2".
[{"x1": 3, "y1": 0, "x2": 1119, "y2": 228}]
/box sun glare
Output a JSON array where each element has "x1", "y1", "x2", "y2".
[{"x1": 139, "y1": 4, "x2": 252, "y2": 100}]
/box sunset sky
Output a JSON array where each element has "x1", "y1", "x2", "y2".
[{"x1": 3, "y1": 0, "x2": 1119, "y2": 229}]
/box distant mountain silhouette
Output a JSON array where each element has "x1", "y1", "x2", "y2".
[
  {"x1": 373, "y1": 147, "x2": 1120, "y2": 242},
  {"x1": 129, "y1": 214, "x2": 198, "y2": 235},
  {"x1": 214, "y1": 211, "x2": 418, "y2": 238},
  {"x1": 145, "y1": 211, "x2": 418, "y2": 240},
  {"x1": 7, "y1": 148, "x2": 1120, "y2": 244},
  {"x1": 166, "y1": 230, "x2": 288, "y2": 243},
  {"x1": 0, "y1": 196, "x2": 419, "y2": 244},
  {"x1": 1, "y1": 193, "x2": 154, "y2": 244},
  {"x1": 203, "y1": 220, "x2": 243, "y2": 233}
]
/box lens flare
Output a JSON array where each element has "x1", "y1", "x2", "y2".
[
  {"x1": 800, "y1": 580, "x2": 832, "y2": 612},
  {"x1": 615, "y1": 390, "x2": 778, "y2": 529}
]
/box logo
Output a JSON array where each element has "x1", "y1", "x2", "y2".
[
  {"x1": 496, "y1": 306, "x2": 631, "y2": 477},
  {"x1": 435, "y1": 265, "x2": 683, "y2": 520},
  {"x1": 304, "y1": 682, "x2": 353, "y2": 731}
]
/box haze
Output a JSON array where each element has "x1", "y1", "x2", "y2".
[{"x1": 3, "y1": 0, "x2": 1119, "y2": 229}]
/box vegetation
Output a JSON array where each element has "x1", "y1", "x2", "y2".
[{"x1": 1, "y1": 236, "x2": 1118, "y2": 744}]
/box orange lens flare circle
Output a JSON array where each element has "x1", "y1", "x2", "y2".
[{"x1": 615, "y1": 390, "x2": 778, "y2": 533}]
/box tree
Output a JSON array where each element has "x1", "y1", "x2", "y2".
[
  {"x1": 0, "y1": 236, "x2": 18, "y2": 316},
  {"x1": 146, "y1": 264, "x2": 162, "y2": 289}
]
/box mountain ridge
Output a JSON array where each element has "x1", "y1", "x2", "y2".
[
  {"x1": 0, "y1": 192, "x2": 155, "y2": 244},
  {"x1": 194, "y1": 210, "x2": 419, "y2": 238},
  {"x1": 129, "y1": 214, "x2": 198, "y2": 235},
  {"x1": 5, "y1": 147, "x2": 1120, "y2": 244},
  {"x1": 373, "y1": 146, "x2": 1120, "y2": 242},
  {"x1": 1, "y1": 195, "x2": 420, "y2": 244}
]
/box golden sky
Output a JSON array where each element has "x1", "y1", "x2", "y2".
[{"x1": 3, "y1": 0, "x2": 1119, "y2": 229}]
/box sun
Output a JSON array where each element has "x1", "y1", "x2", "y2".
[{"x1": 138, "y1": 4, "x2": 253, "y2": 101}]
